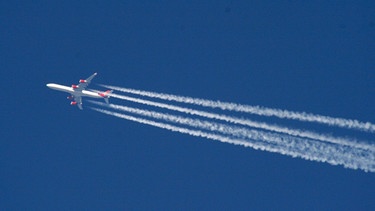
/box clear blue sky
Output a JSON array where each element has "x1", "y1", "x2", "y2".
[{"x1": 1, "y1": 1, "x2": 374, "y2": 210}]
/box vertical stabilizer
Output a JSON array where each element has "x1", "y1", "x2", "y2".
[{"x1": 99, "y1": 90, "x2": 113, "y2": 104}]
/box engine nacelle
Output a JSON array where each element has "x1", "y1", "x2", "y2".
[
  {"x1": 79, "y1": 79, "x2": 87, "y2": 83},
  {"x1": 71, "y1": 101, "x2": 77, "y2": 105},
  {"x1": 72, "y1": 84, "x2": 78, "y2": 89}
]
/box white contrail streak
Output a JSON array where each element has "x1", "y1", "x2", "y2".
[
  {"x1": 90, "y1": 107, "x2": 375, "y2": 172},
  {"x1": 88, "y1": 101, "x2": 298, "y2": 146},
  {"x1": 101, "y1": 84, "x2": 375, "y2": 133},
  {"x1": 99, "y1": 93, "x2": 375, "y2": 151},
  {"x1": 90, "y1": 101, "x2": 375, "y2": 152}
]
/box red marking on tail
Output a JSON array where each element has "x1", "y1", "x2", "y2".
[{"x1": 99, "y1": 90, "x2": 112, "y2": 97}]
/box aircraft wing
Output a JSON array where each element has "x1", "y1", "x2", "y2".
[
  {"x1": 74, "y1": 96, "x2": 83, "y2": 110},
  {"x1": 76, "y1": 72, "x2": 97, "y2": 91}
]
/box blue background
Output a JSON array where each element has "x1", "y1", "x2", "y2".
[{"x1": 1, "y1": 1, "x2": 374, "y2": 210}]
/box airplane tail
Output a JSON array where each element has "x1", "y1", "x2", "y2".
[{"x1": 99, "y1": 90, "x2": 113, "y2": 104}]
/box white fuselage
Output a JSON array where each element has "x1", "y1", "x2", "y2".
[{"x1": 46, "y1": 83, "x2": 102, "y2": 98}]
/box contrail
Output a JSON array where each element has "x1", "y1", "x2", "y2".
[
  {"x1": 90, "y1": 100, "x2": 375, "y2": 152},
  {"x1": 90, "y1": 107, "x2": 375, "y2": 172},
  {"x1": 89, "y1": 101, "x2": 304, "y2": 146},
  {"x1": 98, "y1": 92, "x2": 375, "y2": 151},
  {"x1": 101, "y1": 84, "x2": 375, "y2": 133}
]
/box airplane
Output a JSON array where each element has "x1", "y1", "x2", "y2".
[{"x1": 46, "y1": 73, "x2": 112, "y2": 110}]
